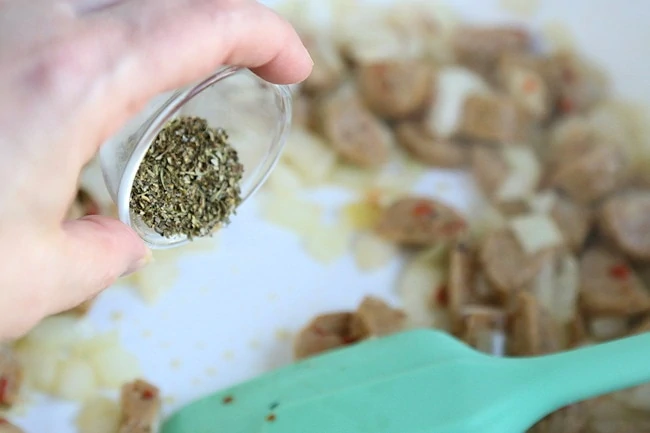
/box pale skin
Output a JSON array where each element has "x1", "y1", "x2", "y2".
[{"x1": 0, "y1": 0, "x2": 313, "y2": 340}]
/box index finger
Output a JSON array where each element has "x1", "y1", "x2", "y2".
[{"x1": 94, "y1": 0, "x2": 312, "y2": 85}]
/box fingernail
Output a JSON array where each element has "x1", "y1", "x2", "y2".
[{"x1": 122, "y1": 248, "x2": 153, "y2": 277}]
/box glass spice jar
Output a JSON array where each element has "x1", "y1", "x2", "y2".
[{"x1": 99, "y1": 66, "x2": 292, "y2": 249}]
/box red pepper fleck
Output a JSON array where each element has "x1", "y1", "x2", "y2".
[
  {"x1": 442, "y1": 220, "x2": 466, "y2": 235},
  {"x1": 558, "y1": 97, "x2": 574, "y2": 113},
  {"x1": 141, "y1": 389, "x2": 155, "y2": 401},
  {"x1": 561, "y1": 67, "x2": 576, "y2": 83},
  {"x1": 435, "y1": 285, "x2": 449, "y2": 307},
  {"x1": 341, "y1": 335, "x2": 357, "y2": 345},
  {"x1": 413, "y1": 202, "x2": 436, "y2": 218},
  {"x1": 222, "y1": 395, "x2": 234, "y2": 404},
  {"x1": 522, "y1": 77, "x2": 538, "y2": 94},
  {"x1": 84, "y1": 202, "x2": 100, "y2": 216},
  {"x1": 266, "y1": 414, "x2": 277, "y2": 422},
  {"x1": 0, "y1": 376, "x2": 8, "y2": 404},
  {"x1": 609, "y1": 264, "x2": 630, "y2": 280},
  {"x1": 0, "y1": 418, "x2": 7, "y2": 424}
]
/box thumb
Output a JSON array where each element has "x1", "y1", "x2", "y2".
[{"x1": 56, "y1": 215, "x2": 150, "y2": 312}]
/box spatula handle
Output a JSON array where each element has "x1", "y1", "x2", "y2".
[{"x1": 527, "y1": 332, "x2": 650, "y2": 408}]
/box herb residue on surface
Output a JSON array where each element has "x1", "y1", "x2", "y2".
[{"x1": 130, "y1": 116, "x2": 244, "y2": 239}]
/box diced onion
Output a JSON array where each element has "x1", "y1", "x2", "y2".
[
  {"x1": 509, "y1": 213, "x2": 563, "y2": 255},
  {"x1": 398, "y1": 251, "x2": 449, "y2": 330},
  {"x1": 496, "y1": 146, "x2": 541, "y2": 201},
  {"x1": 527, "y1": 190, "x2": 558, "y2": 214},
  {"x1": 260, "y1": 194, "x2": 323, "y2": 238},
  {"x1": 76, "y1": 396, "x2": 121, "y2": 433},
  {"x1": 85, "y1": 344, "x2": 141, "y2": 388},
  {"x1": 266, "y1": 162, "x2": 303, "y2": 197},
  {"x1": 589, "y1": 316, "x2": 628, "y2": 341},
  {"x1": 427, "y1": 66, "x2": 491, "y2": 138},
  {"x1": 303, "y1": 222, "x2": 353, "y2": 264},
  {"x1": 353, "y1": 232, "x2": 399, "y2": 271},
  {"x1": 283, "y1": 128, "x2": 338, "y2": 185},
  {"x1": 53, "y1": 357, "x2": 97, "y2": 401}
]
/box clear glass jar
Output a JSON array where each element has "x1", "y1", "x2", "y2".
[{"x1": 99, "y1": 66, "x2": 292, "y2": 249}]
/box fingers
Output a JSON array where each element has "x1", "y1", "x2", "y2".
[
  {"x1": 96, "y1": 0, "x2": 312, "y2": 89},
  {"x1": 53, "y1": 215, "x2": 150, "y2": 313}
]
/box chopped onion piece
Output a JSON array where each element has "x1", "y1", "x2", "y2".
[
  {"x1": 496, "y1": 146, "x2": 541, "y2": 201},
  {"x1": 354, "y1": 232, "x2": 399, "y2": 271},
  {"x1": 509, "y1": 213, "x2": 563, "y2": 255},
  {"x1": 85, "y1": 344, "x2": 141, "y2": 388},
  {"x1": 427, "y1": 66, "x2": 490, "y2": 138},
  {"x1": 261, "y1": 194, "x2": 323, "y2": 238},
  {"x1": 53, "y1": 357, "x2": 97, "y2": 401},
  {"x1": 303, "y1": 222, "x2": 353, "y2": 264},
  {"x1": 398, "y1": 252, "x2": 449, "y2": 329},
  {"x1": 76, "y1": 396, "x2": 121, "y2": 433},
  {"x1": 527, "y1": 190, "x2": 558, "y2": 214},
  {"x1": 266, "y1": 162, "x2": 303, "y2": 197},
  {"x1": 283, "y1": 128, "x2": 337, "y2": 184},
  {"x1": 589, "y1": 316, "x2": 628, "y2": 341}
]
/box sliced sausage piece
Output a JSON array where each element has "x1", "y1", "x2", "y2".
[
  {"x1": 356, "y1": 60, "x2": 434, "y2": 120},
  {"x1": 550, "y1": 194, "x2": 593, "y2": 252},
  {"x1": 552, "y1": 143, "x2": 629, "y2": 205},
  {"x1": 480, "y1": 228, "x2": 554, "y2": 296},
  {"x1": 395, "y1": 121, "x2": 468, "y2": 168},
  {"x1": 448, "y1": 240, "x2": 476, "y2": 333},
  {"x1": 300, "y1": 34, "x2": 346, "y2": 95},
  {"x1": 542, "y1": 51, "x2": 608, "y2": 115},
  {"x1": 579, "y1": 246, "x2": 650, "y2": 317},
  {"x1": 294, "y1": 313, "x2": 358, "y2": 360},
  {"x1": 376, "y1": 197, "x2": 468, "y2": 247},
  {"x1": 119, "y1": 379, "x2": 161, "y2": 433},
  {"x1": 600, "y1": 191, "x2": 650, "y2": 261},
  {"x1": 0, "y1": 346, "x2": 22, "y2": 408},
  {"x1": 318, "y1": 85, "x2": 393, "y2": 167},
  {"x1": 508, "y1": 291, "x2": 562, "y2": 356},
  {"x1": 349, "y1": 296, "x2": 406, "y2": 340},
  {"x1": 458, "y1": 94, "x2": 532, "y2": 144},
  {"x1": 528, "y1": 403, "x2": 588, "y2": 433},
  {"x1": 0, "y1": 419, "x2": 24, "y2": 433},
  {"x1": 453, "y1": 26, "x2": 531, "y2": 81},
  {"x1": 497, "y1": 53, "x2": 552, "y2": 121},
  {"x1": 460, "y1": 306, "x2": 507, "y2": 356},
  {"x1": 471, "y1": 145, "x2": 509, "y2": 200}
]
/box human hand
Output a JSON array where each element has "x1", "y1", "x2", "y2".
[{"x1": 0, "y1": 0, "x2": 312, "y2": 340}]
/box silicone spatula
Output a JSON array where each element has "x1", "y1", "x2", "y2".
[{"x1": 161, "y1": 329, "x2": 650, "y2": 433}]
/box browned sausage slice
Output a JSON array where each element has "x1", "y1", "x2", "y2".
[
  {"x1": 357, "y1": 60, "x2": 434, "y2": 120},
  {"x1": 552, "y1": 143, "x2": 629, "y2": 205},
  {"x1": 395, "y1": 121, "x2": 468, "y2": 168},
  {"x1": 376, "y1": 197, "x2": 468, "y2": 247},
  {"x1": 458, "y1": 94, "x2": 532, "y2": 143},
  {"x1": 528, "y1": 403, "x2": 588, "y2": 433},
  {"x1": 293, "y1": 313, "x2": 357, "y2": 360},
  {"x1": 118, "y1": 379, "x2": 161, "y2": 433},
  {"x1": 349, "y1": 296, "x2": 406, "y2": 340},
  {"x1": 579, "y1": 247, "x2": 650, "y2": 317},
  {"x1": 0, "y1": 419, "x2": 24, "y2": 433},
  {"x1": 453, "y1": 26, "x2": 531, "y2": 80},
  {"x1": 508, "y1": 291, "x2": 562, "y2": 356},
  {"x1": 600, "y1": 191, "x2": 650, "y2": 261},
  {"x1": 318, "y1": 85, "x2": 393, "y2": 167},
  {"x1": 0, "y1": 346, "x2": 22, "y2": 409},
  {"x1": 447, "y1": 240, "x2": 476, "y2": 333},
  {"x1": 460, "y1": 306, "x2": 506, "y2": 355},
  {"x1": 471, "y1": 145, "x2": 508, "y2": 200},
  {"x1": 300, "y1": 34, "x2": 346, "y2": 95},
  {"x1": 480, "y1": 228, "x2": 554, "y2": 296},
  {"x1": 550, "y1": 194, "x2": 593, "y2": 252}
]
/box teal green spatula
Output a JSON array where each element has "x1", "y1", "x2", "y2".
[{"x1": 162, "y1": 329, "x2": 650, "y2": 433}]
